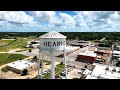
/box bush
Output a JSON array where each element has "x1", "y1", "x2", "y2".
[
  {"x1": 1, "y1": 67, "x2": 8, "y2": 72},
  {"x1": 84, "y1": 65, "x2": 87, "y2": 68},
  {"x1": 29, "y1": 49, "x2": 32, "y2": 52},
  {"x1": 60, "y1": 62, "x2": 63, "y2": 65},
  {"x1": 21, "y1": 69, "x2": 28, "y2": 76},
  {"x1": 33, "y1": 56, "x2": 38, "y2": 60}
]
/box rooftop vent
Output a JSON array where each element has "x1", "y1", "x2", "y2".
[
  {"x1": 112, "y1": 68, "x2": 116, "y2": 72},
  {"x1": 105, "y1": 67, "x2": 109, "y2": 71},
  {"x1": 118, "y1": 70, "x2": 120, "y2": 73}
]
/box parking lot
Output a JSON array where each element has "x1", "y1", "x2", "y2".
[{"x1": 67, "y1": 68, "x2": 81, "y2": 79}]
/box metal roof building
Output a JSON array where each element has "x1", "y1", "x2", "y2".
[
  {"x1": 6, "y1": 60, "x2": 37, "y2": 75},
  {"x1": 78, "y1": 51, "x2": 97, "y2": 57},
  {"x1": 86, "y1": 63, "x2": 120, "y2": 79}
]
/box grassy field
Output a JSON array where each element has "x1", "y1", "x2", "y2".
[
  {"x1": 0, "y1": 39, "x2": 15, "y2": 46},
  {"x1": 16, "y1": 49, "x2": 28, "y2": 52},
  {"x1": 0, "y1": 36, "x2": 36, "y2": 52},
  {"x1": 0, "y1": 53, "x2": 28, "y2": 66},
  {"x1": 43, "y1": 64, "x2": 64, "y2": 79}
]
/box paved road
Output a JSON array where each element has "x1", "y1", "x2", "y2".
[{"x1": 0, "y1": 47, "x2": 89, "y2": 69}]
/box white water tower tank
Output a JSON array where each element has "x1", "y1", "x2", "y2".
[{"x1": 39, "y1": 30, "x2": 67, "y2": 51}]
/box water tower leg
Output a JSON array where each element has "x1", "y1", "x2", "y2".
[
  {"x1": 51, "y1": 51, "x2": 55, "y2": 79},
  {"x1": 41, "y1": 51, "x2": 44, "y2": 79},
  {"x1": 63, "y1": 50, "x2": 67, "y2": 79},
  {"x1": 37, "y1": 49, "x2": 41, "y2": 79}
]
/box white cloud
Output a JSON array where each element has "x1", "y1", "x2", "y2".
[
  {"x1": 1, "y1": 11, "x2": 119, "y2": 32},
  {"x1": 109, "y1": 11, "x2": 120, "y2": 21},
  {"x1": 29, "y1": 11, "x2": 63, "y2": 27},
  {"x1": 0, "y1": 11, "x2": 36, "y2": 26},
  {"x1": 30, "y1": 11, "x2": 55, "y2": 22},
  {"x1": 59, "y1": 12, "x2": 76, "y2": 28}
]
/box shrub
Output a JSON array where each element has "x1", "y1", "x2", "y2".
[
  {"x1": 84, "y1": 65, "x2": 87, "y2": 68},
  {"x1": 60, "y1": 62, "x2": 63, "y2": 65},
  {"x1": 1, "y1": 67, "x2": 8, "y2": 72},
  {"x1": 21, "y1": 69, "x2": 28, "y2": 76},
  {"x1": 29, "y1": 49, "x2": 32, "y2": 52},
  {"x1": 33, "y1": 56, "x2": 38, "y2": 60}
]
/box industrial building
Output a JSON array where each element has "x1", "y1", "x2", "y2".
[
  {"x1": 56, "y1": 46, "x2": 80, "y2": 57},
  {"x1": 86, "y1": 63, "x2": 120, "y2": 79},
  {"x1": 94, "y1": 47, "x2": 111, "y2": 56},
  {"x1": 112, "y1": 50, "x2": 120, "y2": 60},
  {"x1": 69, "y1": 40, "x2": 91, "y2": 48},
  {"x1": 88, "y1": 47, "x2": 97, "y2": 52},
  {"x1": 26, "y1": 40, "x2": 40, "y2": 48},
  {"x1": 6, "y1": 60, "x2": 38, "y2": 75},
  {"x1": 65, "y1": 46, "x2": 80, "y2": 55},
  {"x1": 76, "y1": 51, "x2": 97, "y2": 63}
]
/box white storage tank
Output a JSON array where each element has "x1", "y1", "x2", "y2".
[{"x1": 39, "y1": 30, "x2": 67, "y2": 51}]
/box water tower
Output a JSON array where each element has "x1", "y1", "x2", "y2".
[{"x1": 38, "y1": 30, "x2": 67, "y2": 79}]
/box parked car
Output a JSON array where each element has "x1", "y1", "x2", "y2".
[
  {"x1": 60, "y1": 71, "x2": 68, "y2": 76},
  {"x1": 95, "y1": 60, "x2": 100, "y2": 63},
  {"x1": 78, "y1": 71, "x2": 82, "y2": 74},
  {"x1": 47, "y1": 69, "x2": 51, "y2": 73},
  {"x1": 43, "y1": 70, "x2": 48, "y2": 75},
  {"x1": 81, "y1": 68, "x2": 85, "y2": 71},
  {"x1": 39, "y1": 74, "x2": 44, "y2": 78},
  {"x1": 67, "y1": 67, "x2": 73, "y2": 72}
]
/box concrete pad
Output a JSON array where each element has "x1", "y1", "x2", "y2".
[{"x1": 67, "y1": 69, "x2": 80, "y2": 79}]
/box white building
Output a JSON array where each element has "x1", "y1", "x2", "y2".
[
  {"x1": 26, "y1": 40, "x2": 40, "y2": 48},
  {"x1": 112, "y1": 50, "x2": 120, "y2": 57},
  {"x1": 86, "y1": 63, "x2": 120, "y2": 79},
  {"x1": 6, "y1": 60, "x2": 37, "y2": 75},
  {"x1": 112, "y1": 50, "x2": 120, "y2": 60},
  {"x1": 65, "y1": 46, "x2": 80, "y2": 55}
]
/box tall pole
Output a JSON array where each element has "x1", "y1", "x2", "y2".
[
  {"x1": 63, "y1": 50, "x2": 67, "y2": 79},
  {"x1": 51, "y1": 50, "x2": 55, "y2": 79},
  {"x1": 37, "y1": 49, "x2": 41, "y2": 79},
  {"x1": 41, "y1": 51, "x2": 44, "y2": 79}
]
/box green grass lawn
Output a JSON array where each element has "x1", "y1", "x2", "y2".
[
  {"x1": 0, "y1": 37, "x2": 35, "y2": 52},
  {"x1": 0, "y1": 53, "x2": 28, "y2": 66},
  {"x1": 44, "y1": 60, "x2": 51, "y2": 65}
]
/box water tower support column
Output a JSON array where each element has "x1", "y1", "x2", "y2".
[
  {"x1": 41, "y1": 51, "x2": 44, "y2": 79},
  {"x1": 37, "y1": 49, "x2": 41, "y2": 79},
  {"x1": 51, "y1": 50, "x2": 55, "y2": 79},
  {"x1": 63, "y1": 50, "x2": 67, "y2": 79}
]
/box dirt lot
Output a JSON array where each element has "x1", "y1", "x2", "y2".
[{"x1": 0, "y1": 62, "x2": 59, "y2": 79}]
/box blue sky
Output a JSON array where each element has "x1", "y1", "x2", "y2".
[{"x1": 0, "y1": 11, "x2": 120, "y2": 32}]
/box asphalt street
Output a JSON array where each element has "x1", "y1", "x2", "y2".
[{"x1": 14, "y1": 47, "x2": 89, "y2": 68}]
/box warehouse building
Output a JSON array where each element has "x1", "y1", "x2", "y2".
[
  {"x1": 6, "y1": 60, "x2": 38, "y2": 75},
  {"x1": 86, "y1": 63, "x2": 120, "y2": 79},
  {"x1": 69, "y1": 40, "x2": 91, "y2": 48},
  {"x1": 76, "y1": 51, "x2": 97, "y2": 63},
  {"x1": 56, "y1": 46, "x2": 80, "y2": 57},
  {"x1": 94, "y1": 47, "x2": 111, "y2": 56}
]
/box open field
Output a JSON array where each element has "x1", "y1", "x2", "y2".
[
  {"x1": 0, "y1": 53, "x2": 28, "y2": 66},
  {"x1": 0, "y1": 39, "x2": 15, "y2": 46},
  {"x1": 0, "y1": 37, "x2": 36, "y2": 52}
]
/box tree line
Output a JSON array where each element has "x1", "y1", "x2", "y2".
[{"x1": 0, "y1": 32, "x2": 120, "y2": 42}]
